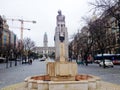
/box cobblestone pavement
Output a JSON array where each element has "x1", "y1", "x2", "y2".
[{"x1": 0, "y1": 59, "x2": 120, "y2": 89}]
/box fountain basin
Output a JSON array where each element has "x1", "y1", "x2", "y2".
[{"x1": 25, "y1": 74, "x2": 101, "y2": 90}]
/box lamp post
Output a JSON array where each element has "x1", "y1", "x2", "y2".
[
  {"x1": 10, "y1": 49, "x2": 13, "y2": 67},
  {"x1": 20, "y1": 20, "x2": 36, "y2": 64}
]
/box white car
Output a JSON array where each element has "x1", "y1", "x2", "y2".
[
  {"x1": 40, "y1": 57, "x2": 46, "y2": 61},
  {"x1": 99, "y1": 59, "x2": 114, "y2": 67}
]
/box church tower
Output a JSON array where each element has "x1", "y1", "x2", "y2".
[
  {"x1": 44, "y1": 32, "x2": 48, "y2": 47},
  {"x1": 43, "y1": 32, "x2": 48, "y2": 56}
]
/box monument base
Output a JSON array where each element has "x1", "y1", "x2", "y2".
[
  {"x1": 47, "y1": 62, "x2": 77, "y2": 81},
  {"x1": 51, "y1": 76, "x2": 75, "y2": 81},
  {"x1": 24, "y1": 61, "x2": 101, "y2": 90}
]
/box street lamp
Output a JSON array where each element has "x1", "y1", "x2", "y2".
[{"x1": 32, "y1": 21, "x2": 36, "y2": 24}]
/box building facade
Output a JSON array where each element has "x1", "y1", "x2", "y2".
[
  {"x1": 34, "y1": 32, "x2": 55, "y2": 57},
  {"x1": 0, "y1": 16, "x2": 18, "y2": 57},
  {"x1": 69, "y1": 1, "x2": 120, "y2": 59}
]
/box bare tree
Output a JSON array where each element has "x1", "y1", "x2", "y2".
[
  {"x1": 90, "y1": 0, "x2": 120, "y2": 37},
  {"x1": 89, "y1": 18, "x2": 111, "y2": 68},
  {"x1": 79, "y1": 26, "x2": 94, "y2": 66},
  {"x1": 89, "y1": 0, "x2": 119, "y2": 15},
  {"x1": 23, "y1": 37, "x2": 35, "y2": 62}
]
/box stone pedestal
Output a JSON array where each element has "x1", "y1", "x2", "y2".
[
  {"x1": 47, "y1": 62, "x2": 77, "y2": 81},
  {"x1": 49, "y1": 81, "x2": 88, "y2": 90}
]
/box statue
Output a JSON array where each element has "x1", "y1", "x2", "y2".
[
  {"x1": 55, "y1": 10, "x2": 68, "y2": 62},
  {"x1": 57, "y1": 10, "x2": 65, "y2": 23}
]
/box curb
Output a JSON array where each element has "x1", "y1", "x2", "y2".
[{"x1": 1, "y1": 81, "x2": 120, "y2": 90}]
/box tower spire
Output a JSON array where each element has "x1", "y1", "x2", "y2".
[{"x1": 44, "y1": 32, "x2": 48, "y2": 47}]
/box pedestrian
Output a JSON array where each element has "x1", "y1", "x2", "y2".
[{"x1": 29, "y1": 59, "x2": 32, "y2": 65}]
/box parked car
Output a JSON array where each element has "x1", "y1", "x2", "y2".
[
  {"x1": 99, "y1": 59, "x2": 114, "y2": 67},
  {"x1": 112, "y1": 60, "x2": 120, "y2": 65},
  {"x1": 40, "y1": 57, "x2": 46, "y2": 61},
  {"x1": 94, "y1": 60, "x2": 101, "y2": 64},
  {"x1": 0, "y1": 57, "x2": 6, "y2": 63}
]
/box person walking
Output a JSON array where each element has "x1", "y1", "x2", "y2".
[{"x1": 29, "y1": 59, "x2": 32, "y2": 65}]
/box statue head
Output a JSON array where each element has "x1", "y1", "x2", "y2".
[{"x1": 58, "y1": 10, "x2": 62, "y2": 15}]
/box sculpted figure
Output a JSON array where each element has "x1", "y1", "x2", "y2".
[{"x1": 57, "y1": 10, "x2": 65, "y2": 22}]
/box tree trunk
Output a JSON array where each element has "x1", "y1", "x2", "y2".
[{"x1": 101, "y1": 49, "x2": 105, "y2": 68}]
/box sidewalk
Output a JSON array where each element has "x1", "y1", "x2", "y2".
[
  {"x1": 0, "y1": 61, "x2": 22, "y2": 69},
  {"x1": 1, "y1": 81, "x2": 120, "y2": 90},
  {"x1": 99, "y1": 81, "x2": 120, "y2": 90}
]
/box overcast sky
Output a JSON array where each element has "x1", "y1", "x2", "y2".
[{"x1": 0, "y1": 0, "x2": 93, "y2": 46}]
